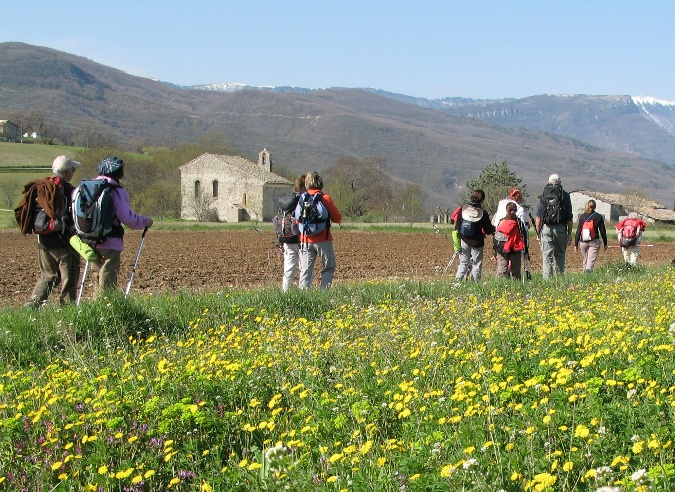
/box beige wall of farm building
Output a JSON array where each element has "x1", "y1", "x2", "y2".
[{"x1": 179, "y1": 150, "x2": 293, "y2": 222}]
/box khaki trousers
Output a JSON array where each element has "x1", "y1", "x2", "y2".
[
  {"x1": 89, "y1": 248, "x2": 122, "y2": 297},
  {"x1": 29, "y1": 247, "x2": 81, "y2": 305}
]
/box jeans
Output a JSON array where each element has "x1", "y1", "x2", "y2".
[
  {"x1": 281, "y1": 243, "x2": 300, "y2": 292},
  {"x1": 299, "y1": 241, "x2": 336, "y2": 289},
  {"x1": 496, "y1": 251, "x2": 522, "y2": 280},
  {"x1": 579, "y1": 239, "x2": 601, "y2": 272},
  {"x1": 540, "y1": 224, "x2": 568, "y2": 279},
  {"x1": 455, "y1": 240, "x2": 484, "y2": 281}
]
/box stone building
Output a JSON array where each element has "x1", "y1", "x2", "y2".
[
  {"x1": 0, "y1": 119, "x2": 20, "y2": 142},
  {"x1": 570, "y1": 190, "x2": 675, "y2": 224},
  {"x1": 180, "y1": 149, "x2": 293, "y2": 222}
]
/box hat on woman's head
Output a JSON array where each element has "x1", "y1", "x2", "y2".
[
  {"x1": 548, "y1": 174, "x2": 561, "y2": 185},
  {"x1": 98, "y1": 156, "x2": 124, "y2": 175}
]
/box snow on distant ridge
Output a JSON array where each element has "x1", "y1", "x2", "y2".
[
  {"x1": 632, "y1": 96, "x2": 675, "y2": 135},
  {"x1": 191, "y1": 83, "x2": 250, "y2": 92},
  {"x1": 632, "y1": 96, "x2": 675, "y2": 107}
]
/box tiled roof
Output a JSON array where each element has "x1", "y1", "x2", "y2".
[
  {"x1": 572, "y1": 190, "x2": 675, "y2": 221},
  {"x1": 181, "y1": 153, "x2": 292, "y2": 184}
]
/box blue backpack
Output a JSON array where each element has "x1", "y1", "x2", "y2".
[
  {"x1": 294, "y1": 192, "x2": 329, "y2": 237},
  {"x1": 72, "y1": 179, "x2": 121, "y2": 245}
]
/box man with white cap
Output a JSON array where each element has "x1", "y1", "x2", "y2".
[
  {"x1": 24, "y1": 155, "x2": 81, "y2": 308},
  {"x1": 535, "y1": 174, "x2": 573, "y2": 279}
]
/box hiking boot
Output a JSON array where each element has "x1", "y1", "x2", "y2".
[{"x1": 23, "y1": 297, "x2": 42, "y2": 309}]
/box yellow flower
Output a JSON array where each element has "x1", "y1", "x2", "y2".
[
  {"x1": 144, "y1": 470, "x2": 156, "y2": 478},
  {"x1": 98, "y1": 465, "x2": 108, "y2": 475},
  {"x1": 131, "y1": 475, "x2": 143, "y2": 484},
  {"x1": 168, "y1": 477, "x2": 180, "y2": 487},
  {"x1": 563, "y1": 461, "x2": 574, "y2": 471},
  {"x1": 327, "y1": 476, "x2": 337, "y2": 483},
  {"x1": 377, "y1": 457, "x2": 386, "y2": 467},
  {"x1": 632, "y1": 441, "x2": 644, "y2": 454},
  {"x1": 201, "y1": 482, "x2": 213, "y2": 492},
  {"x1": 85, "y1": 485, "x2": 97, "y2": 492},
  {"x1": 574, "y1": 424, "x2": 590, "y2": 438},
  {"x1": 248, "y1": 463, "x2": 263, "y2": 471},
  {"x1": 360, "y1": 441, "x2": 373, "y2": 455},
  {"x1": 328, "y1": 453, "x2": 344, "y2": 463},
  {"x1": 51, "y1": 461, "x2": 62, "y2": 471}
]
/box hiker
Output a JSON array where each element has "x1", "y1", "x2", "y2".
[
  {"x1": 616, "y1": 212, "x2": 648, "y2": 266},
  {"x1": 23, "y1": 156, "x2": 81, "y2": 308},
  {"x1": 450, "y1": 190, "x2": 484, "y2": 225},
  {"x1": 85, "y1": 157, "x2": 153, "y2": 297},
  {"x1": 276, "y1": 174, "x2": 306, "y2": 292},
  {"x1": 492, "y1": 188, "x2": 533, "y2": 279},
  {"x1": 574, "y1": 199, "x2": 608, "y2": 272},
  {"x1": 294, "y1": 171, "x2": 342, "y2": 289},
  {"x1": 454, "y1": 189, "x2": 495, "y2": 281},
  {"x1": 494, "y1": 202, "x2": 527, "y2": 280},
  {"x1": 535, "y1": 174, "x2": 573, "y2": 279}
]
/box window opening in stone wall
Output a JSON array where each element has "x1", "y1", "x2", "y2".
[
  {"x1": 194, "y1": 180, "x2": 201, "y2": 197},
  {"x1": 243, "y1": 193, "x2": 247, "y2": 205},
  {"x1": 212, "y1": 180, "x2": 219, "y2": 198}
]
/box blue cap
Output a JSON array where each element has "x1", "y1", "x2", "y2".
[{"x1": 98, "y1": 156, "x2": 124, "y2": 175}]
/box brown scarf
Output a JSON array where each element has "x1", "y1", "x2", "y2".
[{"x1": 14, "y1": 177, "x2": 64, "y2": 234}]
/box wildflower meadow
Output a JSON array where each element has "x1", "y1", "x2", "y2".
[{"x1": 1, "y1": 265, "x2": 675, "y2": 491}]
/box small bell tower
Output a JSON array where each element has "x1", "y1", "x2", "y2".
[{"x1": 258, "y1": 148, "x2": 272, "y2": 172}]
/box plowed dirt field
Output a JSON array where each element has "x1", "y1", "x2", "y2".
[{"x1": 1, "y1": 229, "x2": 672, "y2": 308}]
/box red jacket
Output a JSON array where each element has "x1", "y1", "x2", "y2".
[
  {"x1": 299, "y1": 189, "x2": 342, "y2": 243},
  {"x1": 497, "y1": 219, "x2": 525, "y2": 253}
]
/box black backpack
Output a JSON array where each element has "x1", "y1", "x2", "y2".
[
  {"x1": 273, "y1": 192, "x2": 300, "y2": 240},
  {"x1": 540, "y1": 183, "x2": 565, "y2": 225}
]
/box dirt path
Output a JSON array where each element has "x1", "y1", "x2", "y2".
[{"x1": 1, "y1": 229, "x2": 672, "y2": 308}]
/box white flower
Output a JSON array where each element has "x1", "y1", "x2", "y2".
[
  {"x1": 265, "y1": 444, "x2": 289, "y2": 463},
  {"x1": 631, "y1": 468, "x2": 647, "y2": 483},
  {"x1": 463, "y1": 458, "x2": 478, "y2": 470}
]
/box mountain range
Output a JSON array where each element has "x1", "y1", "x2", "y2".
[{"x1": 1, "y1": 41, "x2": 675, "y2": 209}]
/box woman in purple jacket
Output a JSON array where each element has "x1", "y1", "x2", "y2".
[{"x1": 89, "y1": 157, "x2": 153, "y2": 297}]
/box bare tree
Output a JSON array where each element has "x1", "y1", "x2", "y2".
[{"x1": 0, "y1": 175, "x2": 23, "y2": 209}]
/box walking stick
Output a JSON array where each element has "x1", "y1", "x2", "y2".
[
  {"x1": 77, "y1": 261, "x2": 89, "y2": 306},
  {"x1": 125, "y1": 227, "x2": 149, "y2": 298}
]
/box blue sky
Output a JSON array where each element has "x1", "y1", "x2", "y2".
[{"x1": 2, "y1": 1, "x2": 674, "y2": 101}]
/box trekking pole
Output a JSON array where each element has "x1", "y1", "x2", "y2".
[
  {"x1": 77, "y1": 261, "x2": 89, "y2": 306},
  {"x1": 125, "y1": 227, "x2": 148, "y2": 298}
]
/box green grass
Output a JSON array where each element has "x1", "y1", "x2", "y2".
[
  {"x1": 0, "y1": 141, "x2": 84, "y2": 168},
  {"x1": 2, "y1": 266, "x2": 675, "y2": 490}
]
